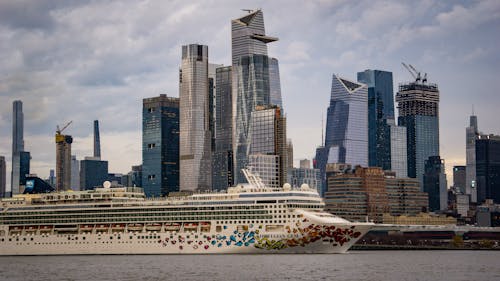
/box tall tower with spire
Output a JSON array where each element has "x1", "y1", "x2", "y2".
[
  {"x1": 466, "y1": 111, "x2": 479, "y2": 202},
  {"x1": 93, "y1": 120, "x2": 101, "y2": 159}
]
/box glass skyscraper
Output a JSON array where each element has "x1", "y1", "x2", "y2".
[
  {"x1": 142, "y1": 94, "x2": 180, "y2": 197},
  {"x1": 423, "y1": 156, "x2": 447, "y2": 211},
  {"x1": 213, "y1": 66, "x2": 234, "y2": 190},
  {"x1": 179, "y1": 44, "x2": 212, "y2": 191},
  {"x1": 231, "y1": 9, "x2": 277, "y2": 184},
  {"x1": 11, "y1": 100, "x2": 26, "y2": 196},
  {"x1": 324, "y1": 74, "x2": 368, "y2": 167},
  {"x1": 396, "y1": 81, "x2": 440, "y2": 188},
  {"x1": 269, "y1": 57, "x2": 282, "y2": 108},
  {"x1": 357, "y1": 70, "x2": 394, "y2": 170},
  {"x1": 0, "y1": 156, "x2": 6, "y2": 198},
  {"x1": 475, "y1": 134, "x2": 500, "y2": 204},
  {"x1": 80, "y1": 157, "x2": 108, "y2": 190}
]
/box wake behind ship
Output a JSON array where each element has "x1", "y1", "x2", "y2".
[{"x1": 0, "y1": 171, "x2": 373, "y2": 255}]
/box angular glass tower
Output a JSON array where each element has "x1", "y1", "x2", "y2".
[
  {"x1": 396, "y1": 80, "x2": 440, "y2": 188},
  {"x1": 231, "y1": 9, "x2": 277, "y2": 184},
  {"x1": 269, "y1": 57, "x2": 283, "y2": 108},
  {"x1": 324, "y1": 74, "x2": 368, "y2": 167},
  {"x1": 11, "y1": 100, "x2": 24, "y2": 195},
  {"x1": 142, "y1": 95, "x2": 180, "y2": 197},
  {"x1": 213, "y1": 66, "x2": 234, "y2": 190},
  {"x1": 179, "y1": 44, "x2": 212, "y2": 191},
  {"x1": 357, "y1": 70, "x2": 394, "y2": 170}
]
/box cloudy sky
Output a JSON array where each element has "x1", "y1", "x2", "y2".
[{"x1": 1, "y1": 0, "x2": 499, "y2": 189}]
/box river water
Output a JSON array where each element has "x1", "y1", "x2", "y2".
[{"x1": 0, "y1": 251, "x2": 499, "y2": 281}]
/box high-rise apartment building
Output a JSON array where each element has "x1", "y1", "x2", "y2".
[
  {"x1": 142, "y1": 94, "x2": 180, "y2": 197},
  {"x1": 0, "y1": 156, "x2": 6, "y2": 198},
  {"x1": 80, "y1": 157, "x2": 108, "y2": 190},
  {"x1": 357, "y1": 70, "x2": 394, "y2": 170},
  {"x1": 423, "y1": 156, "x2": 447, "y2": 211},
  {"x1": 475, "y1": 134, "x2": 500, "y2": 204},
  {"x1": 396, "y1": 77, "x2": 440, "y2": 188},
  {"x1": 287, "y1": 167, "x2": 322, "y2": 195},
  {"x1": 466, "y1": 114, "x2": 479, "y2": 202},
  {"x1": 55, "y1": 132, "x2": 72, "y2": 191},
  {"x1": 232, "y1": 9, "x2": 277, "y2": 184},
  {"x1": 70, "y1": 155, "x2": 80, "y2": 191},
  {"x1": 213, "y1": 66, "x2": 234, "y2": 190},
  {"x1": 269, "y1": 57, "x2": 282, "y2": 108},
  {"x1": 324, "y1": 74, "x2": 368, "y2": 167},
  {"x1": 247, "y1": 105, "x2": 287, "y2": 187},
  {"x1": 179, "y1": 44, "x2": 212, "y2": 191},
  {"x1": 94, "y1": 120, "x2": 101, "y2": 159},
  {"x1": 286, "y1": 139, "x2": 293, "y2": 169},
  {"x1": 453, "y1": 165, "x2": 466, "y2": 194}
]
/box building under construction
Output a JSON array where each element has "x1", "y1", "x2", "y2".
[
  {"x1": 55, "y1": 122, "x2": 73, "y2": 191},
  {"x1": 396, "y1": 64, "x2": 440, "y2": 189}
]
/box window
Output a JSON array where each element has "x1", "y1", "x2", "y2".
[{"x1": 148, "y1": 143, "x2": 156, "y2": 149}]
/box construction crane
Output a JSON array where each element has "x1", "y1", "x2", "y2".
[
  {"x1": 55, "y1": 121, "x2": 72, "y2": 142},
  {"x1": 401, "y1": 62, "x2": 427, "y2": 83}
]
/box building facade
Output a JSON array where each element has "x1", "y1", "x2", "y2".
[
  {"x1": 213, "y1": 66, "x2": 234, "y2": 190},
  {"x1": 287, "y1": 167, "x2": 322, "y2": 195},
  {"x1": 466, "y1": 114, "x2": 479, "y2": 202},
  {"x1": 475, "y1": 134, "x2": 500, "y2": 204},
  {"x1": 269, "y1": 57, "x2": 282, "y2": 108},
  {"x1": 11, "y1": 100, "x2": 28, "y2": 196},
  {"x1": 70, "y1": 155, "x2": 80, "y2": 191},
  {"x1": 453, "y1": 165, "x2": 466, "y2": 194},
  {"x1": 324, "y1": 74, "x2": 368, "y2": 167},
  {"x1": 389, "y1": 122, "x2": 408, "y2": 177},
  {"x1": 80, "y1": 157, "x2": 108, "y2": 190},
  {"x1": 423, "y1": 156, "x2": 448, "y2": 211},
  {"x1": 94, "y1": 120, "x2": 101, "y2": 159},
  {"x1": 396, "y1": 81, "x2": 440, "y2": 188},
  {"x1": 232, "y1": 9, "x2": 277, "y2": 184},
  {"x1": 357, "y1": 70, "x2": 394, "y2": 170},
  {"x1": 385, "y1": 176, "x2": 428, "y2": 216},
  {"x1": 179, "y1": 44, "x2": 212, "y2": 191},
  {"x1": 142, "y1": 94, "x2": 180, "y2": 197}
]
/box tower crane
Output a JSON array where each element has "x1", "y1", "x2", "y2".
[{"x1": 55, "y1": 121, "x2": 73, "y2": 142}]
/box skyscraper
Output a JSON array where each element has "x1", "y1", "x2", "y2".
[
  {"x1": 0, "y1": 156, "x2": 6, "y2": 198},
  {"x1": 324, "y1": 74, "x2": 368, "y2": 167},
  {"x1": 286, "y1": 139, "x2": 294, "y2": 169},
  {"x1": 357, "y1": 70, "x2": 394, "y2": 170},
  {"x1": 71, "y1": 155, "x2": 80, "y2": 191},
  {"x1": 247, "y1": 105, "x2": 287, "y2": 187},
  {"x1": 213, "y1": 66, "x2": 234, "y2": 190},
  {"x1": 423, "y1": 156, "x2": 447, "y2": 211},
  {"x1": 389, "y1": 122, "x2": 408, "y2": 178},
  {"x1": 453, "y1": 165, "x2": 466, "y2": 194},
  {"x1": 11, "y1": 100, "x2": 25, "y2": 195},
  {"x1": 475, "y1": 134, "x2": 500, "y2": 204},
  {"x1": 269, "y1": 57, "x2": 283, "y2": 108},
  {"x1": 179, "y1": 44, "x2": 212, "y2": 191},
  {"x1": 94, "y1": 120, "x2": 101, "y2": 159},
  {"x1": 80, "y1": 156, "x2": 108, "y2": 190},
  {"x1": 55, "y1": 132, "x2": 72, "y2": 191},
  {"x1": 232, "y1": 9, "x2": 277, "y2": 184},
  {"x1": 142, "y1": 94, "x2": 180, "y2": 197},
  {"x1": 396, "y1": 75, "x2": 440, "y2": 188},
  {"x1": 466, "y1": 114, "x2": 479, "y2": 202}
]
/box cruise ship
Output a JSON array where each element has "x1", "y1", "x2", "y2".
[{"x1": 0, "y1": 171, "x2": 374, "y2": 255}]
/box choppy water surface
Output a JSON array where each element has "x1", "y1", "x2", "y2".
[{"x1": 0, "y1": 251, "x2": 499, "y2": 281}]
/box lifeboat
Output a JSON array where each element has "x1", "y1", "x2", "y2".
[
  {"x1": 145, "y1": 223, "x2": 162, "y2": 232},
  {"x1": 25, "y1": 225, "x2": 39, "y2": 232},
  {"x1": 95, "y1": 224, "x2": 110, "y2": 231},
  {"x1": 9, "y1": 226, "x2": 23, "y2": 232},
  {"x1": 184, "y1": 223, "x2": 198, "y2": 230},
  {"x1": 80, "y1": 224, "x2": 94, "y2": 230},
  {"x1": 127, "y1": 223, "x2": 144, "y2": 231},
  {"x1": 200, "y1": 222, "x2": 211, "y2": 232},
  {"x1": 39, "y1": 225, "x2": 53, "y2": 232},
  {"x1": 111, "y1": 224, "x2": 126, "y2": 230},
  {"x1": 164, "y1": 223, "x2": 181, "y2": 231}
]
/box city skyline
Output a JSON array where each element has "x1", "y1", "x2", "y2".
[{"x1": 0, "y1": 1, "x2": 499, "y2": 188}]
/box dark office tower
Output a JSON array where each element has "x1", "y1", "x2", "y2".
[
  {"x1": 396, "y1": 73, "x2": 440, "y2": 188},
  {"x1": 324, "y1": 74, "x2": 368, "y2": 166},
  {"x1": 475, "y1": 134, "x2": 500, "y2": 203},
  {"x1": 269, "y1": 57, "x2": 282, "y2": 108},
  {"x1": 423, "y1": 156, "x2": 447, "y2": 211},
  {"x1": 80, "y1": 157, "x2": 108, "y2": 190},
  {"x1": 0, "y1": 156, "x2": 6, "y2": 198},
  {"x1": 93, "y1": 120, "x2": 101, "y2": 159},
  {"x1": 142, "y1": 94, "x2": 180, "y2": 197},
  {"x1": 357, "y1": 70, "x2": 394, "y2": 170},
  {"x1": 213, "y1": 66, "x2": 234, "y2": 190},
  {"x1": 232, "y1": 9, "x2": 278, "y2": 184},
  {"x1": 128, "y1": 165, "x2": 142, "y2": 188},
  {"x1": 466, "y1": 114, "x2": 479, "y2": 202},
  {"x1": 179, "y1": 44, "x2": 212, "y2": 191},
  {"x1": 453, "y1": 166, "x2": 466, "y2": 194},
  {"x1": 11, "y1": 100, "x2": 24, "y2": 195}
]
